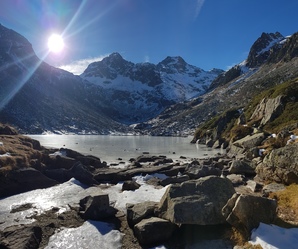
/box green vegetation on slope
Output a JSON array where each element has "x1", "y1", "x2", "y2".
[
  {"x1": 193, "y1": 77, "x2": 298, "y2": 144},
  {"x1": 245, "y1": 77, "x2": 298, "y2": 132}
]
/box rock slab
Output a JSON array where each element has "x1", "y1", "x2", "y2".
[
  {"x1": 158, "y1": 176, "x2": 236, "y2": 225},
  {"x1": 134, "y1": 217, "x2": 176, "y2": 245},
  {"x1": 222, "y1": 194, "x2": 277, "y2": 235}
]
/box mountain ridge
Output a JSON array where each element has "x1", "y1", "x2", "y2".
[
  {"x1": 142, "y1": 31, "x2": 298, "y2": 136},
  {"x1": 1, "y1": 23, "x2": 298, "y2": 135},
  {"x1": 80, "y1": 52, "x2": 223, "y2": 124}
]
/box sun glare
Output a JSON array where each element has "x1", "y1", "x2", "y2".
[{"x1": 47, "y1": 34, "x2": 64, "y2": 53}]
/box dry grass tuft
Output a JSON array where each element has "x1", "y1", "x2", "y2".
[
  {"x1": 229, "y1": 227, "x2": 263, "y2": 248},
  {"x1": 270, "y1": 184, "x2": 298, "y2": 225},
  {"x1": 0, "y1": 135, "x2": 44, "y2": 170}
]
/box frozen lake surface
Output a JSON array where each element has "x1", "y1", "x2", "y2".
[{"x1": 29, "y1": 135, "x2": 223, "y2": 164}]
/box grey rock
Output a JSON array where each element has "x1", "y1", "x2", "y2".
[
  {"x1": 122, "y1": 180, "x2": 141, "y2": 191},
  {"x1": 160, "y1": 175, "x2": 190, "y2": 186},
  {"x1": 228, "y1": 159, "x2": 256, "y2": 176},
  {"x1": 44, "y1": 168, "x2": 69, "y2": 183},
  {"x1": 68, "y1": 162, "x2": 97, "y2": 185},
  {"x1": 262, "y1": 183, "x2": 286, "y2": 196},
  {"x1": 186, "y1": 163, "x2": 221, "y2": 179},
  {"x1": 250, "y1": 96, "x2": 284, "y2": 126},
  {"x1": 126, "y1": 201, "x2": 159, "y2": 227},
  {"x1": 222, "y1": 194, "x2": 277, "y2": 235},
  {"x1": 226, "y1": 174, "x2": 245, "y2": 186},
  {"x1": 0, "y1": 168, "x2": 58, "y2": 198},
  {"x1": 206, "y1": 139, "x2": 215, "y2": 147},
  {"x1": 0, "y1": 225, "x2": 42, "y2": 249},
  {"x1": 79, "y1": 194, "x2": 116, "y2": 220},
  {"x1": 233, "y1": 133, "x2": 266, "y2": 150},
  {"x1": 48, "y1": 154, "x2": 77, "y2": 170},
  {"x1": 158, "y1": 176, "x2": 236, "y2": 225},
  {"x1": 134, "y1": 217, "x2": 176, "y2": 245},
  {"x1": 256, "y1": 143, "x2": 298, "y2": 184},
  {"x1": 246, "y1": 180, "x2": 258, "y2": 192}
]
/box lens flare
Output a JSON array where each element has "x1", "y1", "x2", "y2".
[{"x1": 47, "y1": 34, "x2": 64, "y2": 53}]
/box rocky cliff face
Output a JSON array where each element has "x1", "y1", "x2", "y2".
[
  {"x1": 81, "y1": 53, "x2": 223, "y2": 124},
  {"x1": 246, "y1": 32, "x2": 285, "y2": 67},
  {"x1": 209, "y1": 32, "x2": 286, "y2": 91}
]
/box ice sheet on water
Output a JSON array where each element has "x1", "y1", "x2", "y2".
[{"x1": 45, "y1": 220, "x2": 122, "y2": 249}]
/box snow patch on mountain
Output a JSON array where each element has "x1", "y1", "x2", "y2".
[
  {"x1": 80, "y1": 53, "x2": 223, "y2": 124},
  {"x1": 256, "y1": 33, "x2": 285, "y2": 56}
]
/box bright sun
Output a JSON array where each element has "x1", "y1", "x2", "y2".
[{"x1": 47, "y1": 34, "x2": 64, "y2": 53}]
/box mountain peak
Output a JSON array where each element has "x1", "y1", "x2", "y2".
[
  {"x1": 108, "y1": 52, "x2": 124, "y2": 60},
  {"x1": 82, "y1": 52, "x2": 133, "y2": 79},
  {"x1": 157, "y1": 56, "x2": 191, "y2": 73},
  {"x1": 159, "y1": 56, "x2": 186, "y2": 66},
  {"x1": 246, "y1": 32, "x2": 285, "y2": 67}
]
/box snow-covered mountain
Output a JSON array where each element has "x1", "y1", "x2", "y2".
[
  {"x1": 0, "y1": 24, "x2": 128, "y2": 134},
  {"x1": 81, "y1": 53, "x2": 223, "y2": 124},
  {"x1": 145, "y1": 32, "x2": 298, "y2": 136},
  {"x1": 210, "y1": 32, "x2": 287, "y2": 90}
]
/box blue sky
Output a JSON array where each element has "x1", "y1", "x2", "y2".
[{"x1": 1, "y1": 0, "x2": 298, "y2": 74}]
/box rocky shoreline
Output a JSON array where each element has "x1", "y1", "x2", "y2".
[{"x1": 0, "y1": 124, "x2": 298, "y2": 248}]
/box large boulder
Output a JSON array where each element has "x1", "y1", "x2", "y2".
[
  {"x1": 134, "y1": 217, "x2": 176, "y2": 245},
  {"x1": 250, "y1": 96, "x2": 284, "y2": 126},
  {"x1": 122, "y1": 180, "x2": 141, "y2": 191},
  {"x1": 160, "y1": 175, "x2": 190, "y2": 186},
  {"x1": 0, "y1": 124, "x2": 18, "y2": 135},
  {"x1": 48, "y1": 154, "x2": 76, "y2": 170},
  {"x1": 232, "y1": 133, "x2": 266, "y2": 150},
  {"x1": 79, "y1": 194, "x2": 117, "y2": 220},
  {"x1": 256, "y1": 143, "x2": 298, "y2": 184},
  {"x1": 228, "y1": 159, "x2": 256, "y2": 176},
  {"x1": 185, "y1": 163, "x2": 221, "y2": 179},
  {"x1": 44, "y1": 168, "x2": 69, "y2": 183},
  {"x1": 158, "y1": 176, "x2": 236, "y2": 225},
  {"x1": 0, "y1": 168, "x2": 58, "y2": 198},
  {"x1": 222, "y1": 194, "x2": 277, "y2": 236},
  {"x1": 126, "y1": 201, "x2": 159, "y2": 227},
  {"x1": 0, "y1": 225, "x2": 42, "y2": 249},
  {"x1": 67, "y1": 162, "x2": 97, "y2": 185}
]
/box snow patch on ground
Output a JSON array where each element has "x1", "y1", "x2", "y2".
[
  {"x1": 0, "y1": 179, "x2": 102, "y2": 230},
  {"x1": 45, "y1": 220, "x2": 122, "y2": 249},
  {"x1": 250, "y1": 223, "x2": 298, "y2": 249},
  {"x1": 0, "y1": 152, "x2": 10, "y2": 157},
  {"x1": 100, "y1": 174, "x2": 168, "y2": 212}
]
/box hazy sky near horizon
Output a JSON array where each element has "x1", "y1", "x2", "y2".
[{"x1": 1, "y1": 0, "x2": 298, "y2": 74}]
